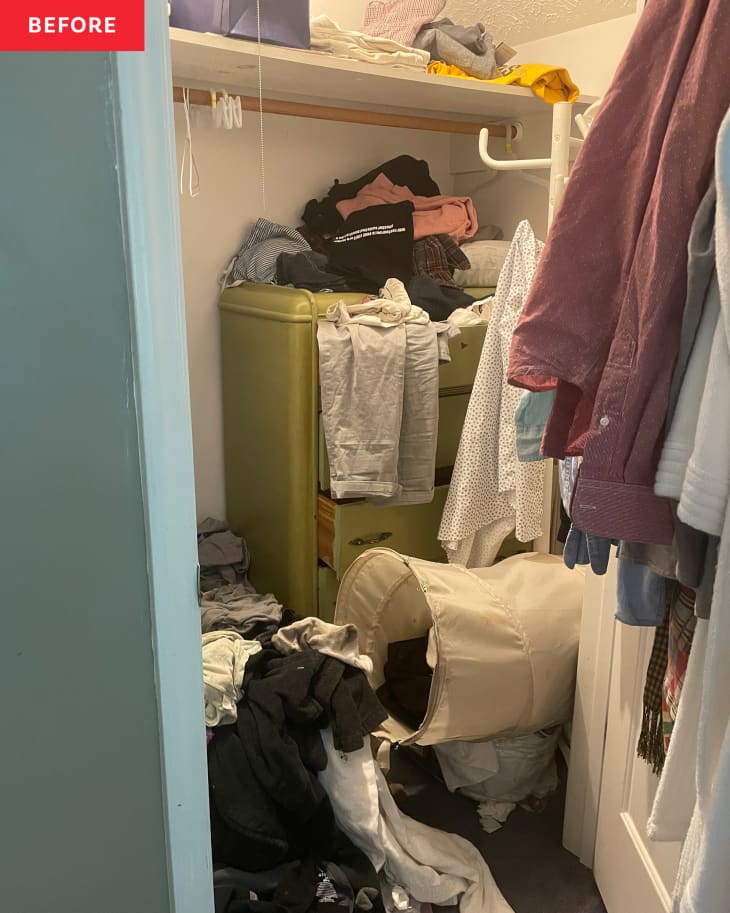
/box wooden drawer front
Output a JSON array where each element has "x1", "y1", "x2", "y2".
[
  {"x1": 317, "y1": 486, "x2": 448, "y2": 578},
  {"x1": 318, "y1": 393, "x2": 470, "y2": 491},
  {"x1": 438, "y1": 325, "x2": 487, "y2": 391}
]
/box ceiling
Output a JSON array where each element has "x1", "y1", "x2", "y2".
[{"x1": 444, "y1": 0, "x2": 634, "y2": 44}]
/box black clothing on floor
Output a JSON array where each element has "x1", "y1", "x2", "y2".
[
  {"x1": 276, "y1": 250, "x2": 351, "y2": 292},
  {"x1": 208, "y1": 649, "x2": 387, "y2": 871},
  {"x1": 406, "y1": 276, "x2": 476, "y2": 322},
  {"x1": 303, "y1": 155, "x2": 440, "y2": 237},
  {"x1": 376, "y1": 636, "x2": 433, "y2": 730},
  {"x1": 214, "y1": 856, "x2": 366, "y2": 913},
  {"x1": 327, "y1": 202, "x2": 414, "y2": 294}
]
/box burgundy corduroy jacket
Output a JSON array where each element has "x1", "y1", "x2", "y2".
[{"x1": 508, "y1": 0, "x2": 730, "y2": 544}]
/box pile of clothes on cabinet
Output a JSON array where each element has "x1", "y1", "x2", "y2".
[
  {"x1": 198, "y1": 519, "x2": 514, "y2": 913},
  {"x1": 222, "y1": 153, "x2": 507, "y2": 320}
]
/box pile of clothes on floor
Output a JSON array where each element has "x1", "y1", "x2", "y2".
[
  {"x1": 308, "y1": 2, "x2": 578, "y2": 103},
  {"x1": 199, "y1": 520, "x2": 514, "y2": 913}
]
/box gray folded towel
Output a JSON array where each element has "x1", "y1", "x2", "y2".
[{"x1": 414, "y1": 18, "x2": 497, "y2": 79}]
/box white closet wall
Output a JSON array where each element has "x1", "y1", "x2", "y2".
[
  {"x1": 176, "y1": 108, "x2": 453, "y2": 519},
  {"x1": 515, "y1": 14, "x2": 636, "y2": 97}
]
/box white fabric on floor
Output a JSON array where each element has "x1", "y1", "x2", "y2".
[
  {"x1": 272, "y1": 617, "x2": 373, "y2": 673},
  {"x1": 435, "y1": 730, "x2": 559, "y2": 832},
  {"x1": 201, "y1": 631, "x2": 261, "y2": 726},
  {"x1": 317, "y1": 728, "x2": 514, "y2": 913}
]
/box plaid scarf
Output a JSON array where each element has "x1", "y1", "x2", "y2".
[
  {"x1": 637, "y1": 583, "x2": 697, "y2": 775},
  {"x1": 637, "y1": 606, "x2": 669, "y2": 775},
  {"x1": 663, "y1": 585, "x2": 697, "y2": 751}
]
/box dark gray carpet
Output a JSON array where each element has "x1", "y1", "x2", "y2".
[{"x1": 387, "y1": 747, "x2": 606, "y2": 913}]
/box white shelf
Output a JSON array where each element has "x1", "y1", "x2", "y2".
[{"x1": 170, "y1": 28, "x2": 595, "y2": 124}]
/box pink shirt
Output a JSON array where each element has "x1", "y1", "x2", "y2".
[
  {"x1": 336, "y1": 173, "x2": 478, "y2": 242},
  {"x1": 508, "y1": 0, "x2": 730, "y2": 545}
]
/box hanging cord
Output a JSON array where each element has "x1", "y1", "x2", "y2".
[
  {"x1": 180, "y1": 87, "x2": 200, "y2": 197},
  {"x1": 256, "y1": 0, "x2": 266, "y2": 211}
]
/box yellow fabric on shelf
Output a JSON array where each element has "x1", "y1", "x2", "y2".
[
  {"x1": 428, "y1": 61, "x2": 482, "y2": 80},
  {"x1": 427, "y1": 60, "x2": 580, "y2": 104}
]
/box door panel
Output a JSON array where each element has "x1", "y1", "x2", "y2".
[{"x1": 593, "y1": 571, "x2": 681, "y2": 913}]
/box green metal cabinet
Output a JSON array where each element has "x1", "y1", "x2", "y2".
[{"x1": 219, "y1": 283, "x2": 494, "y2": 617}]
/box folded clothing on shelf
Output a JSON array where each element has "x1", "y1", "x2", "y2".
[
  {"x1": 415, "y1": 17, "x2": 497, "y2": 80},
  {"x1": 361, "y1": 0, "x2": 446, "y2": 47},
  {"x1": 453, "y1": 239, "x2": 511, "y2": 288},
  {"x1": 310, "y1": 14, "x2": 429, "y2": 69}
]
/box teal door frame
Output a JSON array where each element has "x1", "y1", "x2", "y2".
[{"x1": 114, "y1": 4, "x2": 213, "y2": 911}]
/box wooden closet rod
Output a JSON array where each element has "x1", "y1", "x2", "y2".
[{"x1": 172, "y1": 86, "x2": 513, "y2": 137}]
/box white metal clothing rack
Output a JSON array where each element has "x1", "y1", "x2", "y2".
[
  {"x1": 478, "y1": 100, "x2": 574, "y2": 227},
  {"x1": 477, "y1": 98, "x2": 600, "y2": 554}
]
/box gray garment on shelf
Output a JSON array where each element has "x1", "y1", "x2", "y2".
[
  {"x1": 201, "y1": 583, "x2": 283, "y2": 636},
  {"x1": 224, "y1": 218, "x2": 310, "y2": 286},
  {"x1": 414, "y1": 18, "x2": 497, "y2": 79},
  {"x1": 514, "y1": 390, "x2": 555, "y2": 462}
]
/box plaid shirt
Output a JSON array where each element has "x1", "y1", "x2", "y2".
[{"x1": 413, "y1": 234, "x2": 470, "y2": 287}]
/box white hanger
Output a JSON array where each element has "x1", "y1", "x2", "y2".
[
  {"x1": 575, "y1": 99, "x2": 602, "y2": 139},
  {"x1": 179, "y1": 87, "x2": 200, "y2": 197},
  {"x1": 212, "y1": 91, "x2": 243, "y2": 130}
]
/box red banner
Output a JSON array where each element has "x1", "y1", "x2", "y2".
[{"x1": 2, "y1": 0, "x2": 145, "y2": 50}]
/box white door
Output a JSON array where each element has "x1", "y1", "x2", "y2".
[{"x1": 586, "y1": 559, "x2": 681, "y2": 912}]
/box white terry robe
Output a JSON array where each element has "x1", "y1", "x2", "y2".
[{"x1": 439, "y1": 221, "x2": 545, "y2": 567}]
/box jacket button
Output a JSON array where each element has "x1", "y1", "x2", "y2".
[{"x1": 599, "y1": 415, "x2": 610, "y2": 427}]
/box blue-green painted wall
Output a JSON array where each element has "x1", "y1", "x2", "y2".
[{"x1": 0, "y1": 54, "x2": 172, "y2": 913}]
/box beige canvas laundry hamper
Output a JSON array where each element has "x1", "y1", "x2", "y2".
[{"x1": 334, "y1": 549, "x2": 584, "y2": 746}]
